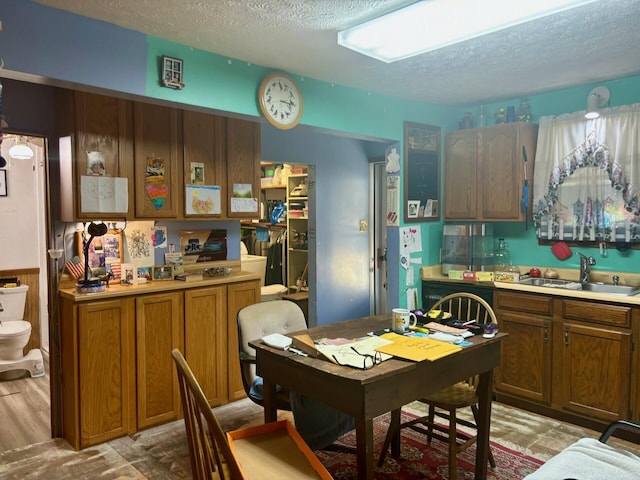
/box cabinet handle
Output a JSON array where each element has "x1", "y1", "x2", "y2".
[
  {"x1": 543, "y1": 326, "x2": 548, "y2": 344},
  {"x1": 564, "y1": 328, "x2": 569, "y2": 347}
]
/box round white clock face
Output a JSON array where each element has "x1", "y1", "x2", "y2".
[{"x1": 258, "y1": 73, "x2": 303, "y2": 130}]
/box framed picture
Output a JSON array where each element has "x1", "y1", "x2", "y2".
[
  {"x1": 161, "y1": 55, "x2": 185, "y2": 89},
  {"x1": 407, "y1": 200, "x2": 420, "y2": 218},
  {"x1": 0, "y1": 170, "x2": 6, "y2": 196},
  {"x1": 76, "y1": 229, "x2": 124, "y2": 277},
  {"x1": 152, "y1": 264, "x2": 174, "y2": 281}
]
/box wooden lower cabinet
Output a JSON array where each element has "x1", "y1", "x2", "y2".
[
  {"x1": 495, "y1": 290, "x2": 636, "y2": 428},
  {"x1": 184, "y1": 286, "x2": 228, "y2": 406},
  {"x1": 226, "y1": 280, "x2": 261, "y2": 401},
  {"x1": 135, "y1": 292, "x2": 184, "y2": 429},
  {"x1": 60, "y1": 278, "x2": 260, "y2": 449},
  {"x1": 559, "y1": 322, "x2": 631, "y2": 421},
  {"x1": 495, "y1": 310, "x2": 552, "y2": 404},
  {"x1": 60, "y1": 297, "x2": 135, "y2": 449}
]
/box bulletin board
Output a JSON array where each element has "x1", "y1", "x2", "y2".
[{"x1": 76, "y1": 230, "x2": 124, "y2": 276}]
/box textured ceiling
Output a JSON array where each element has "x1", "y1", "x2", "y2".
[{"x1": 33, "y1": 0, "x2": 640, "y2": 105}]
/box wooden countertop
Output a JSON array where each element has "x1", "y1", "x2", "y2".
[
  {"x1": 59, "y1": 270, "x2": 261, "y2": 302},
  {"x1": 421, "y1": 265, "x2": 640, "y2": 305}
]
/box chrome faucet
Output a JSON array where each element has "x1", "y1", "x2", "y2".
[{"x1": 576, "y1": 252, "x2": 596, "y2": 284}]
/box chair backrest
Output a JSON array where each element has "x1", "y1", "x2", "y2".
[
  {"x1": 431, "y1": 293, "x2": 497, "y2": 389},
  {"x1": 172, "y1": 349, "x2": 244, "y2": 480},
  {"x1": 431, "y1": 292, "x2": 497, "y2": 326},
  {"x1": 237, "y1": 300, "x2": 307, "y2": 389}
]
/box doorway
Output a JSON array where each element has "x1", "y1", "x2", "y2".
[
  {"x1": 0, "y1": 134, "x2": 53, "y2": 449},
  {"x1": 371, "y1": 160, "x2": 388, "y2": 314}
]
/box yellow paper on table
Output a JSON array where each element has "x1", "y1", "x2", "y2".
[{"x1": 375, "y1": 332, "x2": 462, "y2": 362}]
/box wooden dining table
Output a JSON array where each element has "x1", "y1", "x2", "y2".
[{"x1": 250, "y1": 313, "x2": 506, "y2": 480}]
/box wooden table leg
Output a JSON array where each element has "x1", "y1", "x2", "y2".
[
  {"x1": 474, "y1": 369, "x2": 493, "y2": 480},
  {"x1": 262, "y1": 379, "x2": 278, "y2": 423},
  {"x1": 355, "y1": 416, "x2": 375, "y2": 480}
]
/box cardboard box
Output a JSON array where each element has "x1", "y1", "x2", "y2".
[
  {"x1": 448, "y1": 270, "x2": 464, "y2": 280},
  {"x1": 227, "y1": 420, "x2": 332, "y2": 479},
  {"x1": 476, "y1": 271, "x2": 495, "y2": 282},
  {"x1": 494, "y1": 271, "x2": 521, "y2": 282}
]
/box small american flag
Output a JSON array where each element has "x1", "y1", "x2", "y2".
[
  {"x1": 65, "y1": 256, "x2": 85, "y2": 280},
  {"x1": 108, "y1": 263, "x2": 121, "y2": 280}
]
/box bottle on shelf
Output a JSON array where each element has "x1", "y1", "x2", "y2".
[{"x1": 493, "y1": 238, "x2": 511, "y2": 272}]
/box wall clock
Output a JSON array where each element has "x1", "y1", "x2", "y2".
[{"x1": 258, "y1": 72, "x2": 303, "y2": 130}]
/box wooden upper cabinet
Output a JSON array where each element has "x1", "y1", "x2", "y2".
[
  {"x1": 444, "y1": 122, "x2": 537, "y2": 221},
  {"x1": 443, "y1": 131, "x2": 478, "y2": 219},
  {"x1": 182, "y1": 110, "x2": 226, "y2": 217},
  {"x1": 225, "y1": 117, "x2": 261, "y2": 219},
  {"x1": 134, "y1": 102, "x2": 183, "y2": 218},
  {"x1": 57, "y1": 90, "x2": 134, "y2": 221}
]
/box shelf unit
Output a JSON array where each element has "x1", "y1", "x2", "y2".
[{"x1": 287, "y1": 173, "x2": 308, "y2": 292}]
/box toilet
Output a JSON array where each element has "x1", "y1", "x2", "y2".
[
  {"x1": 240, "y1": 243, "x2": 288, "y2": 302},
  {"x1": 0, "y1": 285, "x2": 44, "y2": 380}
]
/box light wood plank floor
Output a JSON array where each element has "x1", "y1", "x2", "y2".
[{"x1": 0, "y1": 357, "x2": 51, "y2": 452}]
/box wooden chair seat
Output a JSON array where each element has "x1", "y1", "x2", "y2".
[{"x1": 172, "y1": 348, "x2": 333, "y2": 480}]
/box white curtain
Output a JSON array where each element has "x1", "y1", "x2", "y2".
[{"x1": 533, "y1": 104, "x2": 640, "y2": 242}]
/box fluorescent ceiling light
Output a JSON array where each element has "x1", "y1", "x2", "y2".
[{"x1": 338, "y1": 0, "x2": 597, "y2": 63}]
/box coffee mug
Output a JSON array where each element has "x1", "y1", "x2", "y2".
[{"x1": 392, "y1": 308, "x2": 417, "y2": 333}]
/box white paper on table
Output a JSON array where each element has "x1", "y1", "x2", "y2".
[
  {"x1": 80, "y1": 176, "x2": 128, "y2": 213},
  {"x1": 230, "y1": 197, "x2": 258, "y2": 213}
]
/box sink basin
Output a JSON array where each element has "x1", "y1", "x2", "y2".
[
  {"x1": 518, "y1": 277, "x2": 640, "y2": 296},
  {"x1": 518, "y1": 278, "x2": 580, "y2": 288},
  {"x1": 581, "y1": 283, "x2": 640, "y2": 296}
]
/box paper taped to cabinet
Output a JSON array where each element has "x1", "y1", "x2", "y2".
[{"x1": 80, "y1": 176, "x2": 128, "y2": 213}]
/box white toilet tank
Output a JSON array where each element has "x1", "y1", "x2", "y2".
[{"x1": 0, "y1": 285, "x2": 29, "y2": 322}]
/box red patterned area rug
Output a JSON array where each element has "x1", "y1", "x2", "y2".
[{"x1": 318, "y1": 411, "x2": 544, "y2": 480}]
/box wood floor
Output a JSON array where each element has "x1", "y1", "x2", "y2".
[
  {"x1": 0, "y1": 358, "x2": 51, "y2": 452},
  {"x1": 2, "y1": 355, "x2": 638, "y2": 479}
]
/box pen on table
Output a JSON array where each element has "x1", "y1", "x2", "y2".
[
  {"x1": 409, "y1": 325, "x2": 430, "y2": 334},
  {"x1": 288, "y1": 347, "x2": 308, "y2": 357}
]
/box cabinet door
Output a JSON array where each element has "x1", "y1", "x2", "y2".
[
  {"x1": 136, "y1": 292, "x2": 184, "y2": 429},
  {"x1": 183, "y1": 110, "x2": 227, "y2": 217},
  {"x1": 479, "y1": 125, "x2": 520, "y2": 220},
  {"x1": 225, "y1": 118, "x2": 260, "y2": 219},
  {"x1": 77, "y1": 298, "x2": 135, "y2": 447},
  {"x1": 495, "y1": 311, "x2": 552, "y2": 404},
  {"x1": 559, "y1": 322, "x2": 632, "y2": 422},
  {"x1": 444, "y1": 130, "x2": 477, "y2": 219},
  {"x1": 58, "y1": 91, "x2": 134, "y2": 221},
  {"x1": 226, "y1": 280, "x2": 261, "y2": 401},
  {"x1": 184, "y1": 286, "x2": 228, "y2": 406},
  {"x1": 479, "y1": 123, "x2": 537, "y2": 221},
  {"x1": 134, "y1": 102, "x2": 182, "y2": 218}
]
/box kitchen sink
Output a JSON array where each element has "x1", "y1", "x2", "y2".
[
  {"x1": 581, "y1": 283, "x2": 640, "y2": 296},
  {"x1": 518, "y1": 278, "x2": 580, "y2": 288},
  {"x1": 518, "y1": 277, "x2": 640, "y2": 296}
]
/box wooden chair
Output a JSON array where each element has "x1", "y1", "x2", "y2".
[
  {"x1": 172, "y1": 349, "x2": 333, "y2": 480},
  {"x1": 172, "y1": 348, "x2": 244, "y2": 480},
  {"x1": 378, "y1": 292, "x2": 497, "y2": 479},
  {"x1": 237, "y1": 299, "x2": 307, "y2": 411}
]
